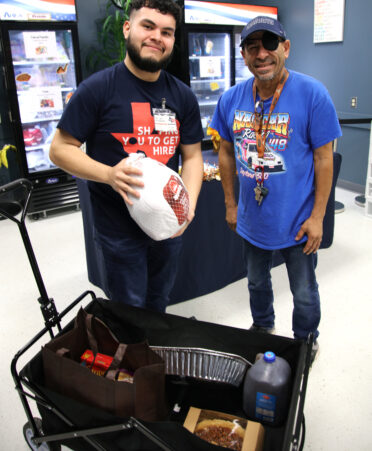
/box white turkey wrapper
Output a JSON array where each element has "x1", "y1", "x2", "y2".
[{"x1": 125, "y1": 154, "x2": 189, "y2": 241}]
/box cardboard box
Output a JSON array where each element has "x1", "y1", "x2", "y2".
[{"x1": 183, "y1": 407, "x2": 264, "y2": 451}]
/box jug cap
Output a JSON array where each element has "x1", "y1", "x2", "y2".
[{"x1": 264, "y1": 351, "x2": 276, "y2": 363}]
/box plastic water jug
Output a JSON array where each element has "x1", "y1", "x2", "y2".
[{"x1": 243, "y1": 351, "x2": 291, "y2": 426}]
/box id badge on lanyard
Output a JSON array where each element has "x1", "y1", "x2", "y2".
[
  {"x1": 153, "y1": 98, "x2": 177, "y2": 133},
  {"x1": 252, "y1": 69, "x2": 289, "y2": 206}
]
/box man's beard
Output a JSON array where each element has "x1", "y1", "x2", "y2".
[
  {"x1": 126, "y1": 36, "x2": 173, "y2": 73},
  {"x1": 256, "y1": 73, "x2": 275, "y2": 81},
  {"x1": 251, "y1": 63, "x2": 276, "y2": 82}
]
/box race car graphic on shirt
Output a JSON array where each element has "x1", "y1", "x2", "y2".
[
  {"x1": 233, "y1": 109, "x2": 290, "y2": 176},
  {"x1": 236, "y1": 139, "x2": 285, "y2": 173},
  {"x1": 111, "y1": 102, "x2": 180, "y2": 165}
]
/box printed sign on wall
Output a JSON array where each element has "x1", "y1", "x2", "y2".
[{"x1": 314, "y1": 0, "x2": 345, "y2": 43}]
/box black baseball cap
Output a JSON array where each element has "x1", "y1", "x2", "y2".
[{"x1": 241, "y1": 16, "x2": 287, "y2": 46}]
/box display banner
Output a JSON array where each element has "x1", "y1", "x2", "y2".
[
  {"x1": 184, "y1": 1, "x2": 277, "y2": 26},
  {"x1": 0, "y1": 0, "x2": 77, "y2": 22}
]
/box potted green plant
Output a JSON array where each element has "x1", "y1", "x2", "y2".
[{"x1": 86, "y1": 0, "x2": 132, "y2": 72}]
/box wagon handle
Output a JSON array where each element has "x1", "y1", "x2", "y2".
[
  {"x1": 0, "y1": 178, "x2": 61, "y2": 336},
  {"x1": 0, "y1": 178, "x2": 32, "y2": 222}
]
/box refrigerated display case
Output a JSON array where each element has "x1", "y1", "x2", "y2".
[
  {"x1": 188, "y1": 29, "x2": 231, "y2": 135},
  {"x1": 169, "y1": 1, "x2": 278, "y2": 147},
  {"x1": 234, "y1": 31, "x2": 253, "y2": 84},
  {"x1": 0, "y1": 20, "x2": 82, "y2": 218}
]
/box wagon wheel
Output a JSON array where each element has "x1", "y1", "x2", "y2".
[{"x1": 23, "y1": 418, "x2": 61, "y2": 451}]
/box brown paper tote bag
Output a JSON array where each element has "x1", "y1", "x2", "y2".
[{"x1": 42, "y1": 308, "x2": 166, "y2": 421}]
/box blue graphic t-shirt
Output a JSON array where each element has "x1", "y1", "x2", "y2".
[
  {"x1": 58, "y1": 62, "x2": 203, "y2": 237},
  {"x1": 211, "y1": 70, "x2": 341, "y2": 250}
]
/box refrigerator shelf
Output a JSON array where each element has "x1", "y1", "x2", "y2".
[
  {"x1": 199, "y1": 100, "x2": 218, "y2": 107},
  {"x1": 21, "y1": 116, "x2": 63, "y2": 125},
  {"x1": 190, "y1": 78, "x2": 226, "y2": 83},
  {"x1": 13, "y1": 59, "x2": 70, "y2": 66},
  {"x1": 189, "y1": 55, "x2": 225, "y2": 60}
]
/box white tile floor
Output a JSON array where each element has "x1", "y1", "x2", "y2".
[{"x1": 0, "y1": 187, "x2": 371, "y2": 450}]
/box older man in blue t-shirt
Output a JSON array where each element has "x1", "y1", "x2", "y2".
[{"x1": 211, "y1": 16, "x2": 341, "y2": 362}]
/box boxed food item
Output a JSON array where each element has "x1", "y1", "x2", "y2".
[
  {"x1": 80, "y1": 350, "x2": 113, "y2": 376},
  {"x1": 183, "y1": 407, "x2": 264, "y2": 451},
  {"x1": 80, "y1": 349, "x2": 94, "y2": 368}
]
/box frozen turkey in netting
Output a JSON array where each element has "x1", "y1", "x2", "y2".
[{"x1": 124, "y1": 154, "x2": 189, "y2": 240}]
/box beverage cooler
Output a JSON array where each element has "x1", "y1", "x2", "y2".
[
  {"x1": 0, "y1": 1, "x2": 82, "y2": 218},
  {"x1": 170, "y1": 1, "x2": 278, "y2": 148}
]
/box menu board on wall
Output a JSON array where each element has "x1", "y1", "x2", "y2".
[{"x1": 314, "y1": 0, "x2": 345, "y2": 43}]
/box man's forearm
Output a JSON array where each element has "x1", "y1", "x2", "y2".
[
  {"x1": 49, "y1": 129, "x2": 111, "y2": 184},
  {"x1": 311, "y1": 142, "x2": 333, "y2": 220},
  {"x1": 180, "y1": 146, "x2": 204, "y2": 212},
  {"x1": 51, "y1": 144, "x2": 111, "y2": 183}
]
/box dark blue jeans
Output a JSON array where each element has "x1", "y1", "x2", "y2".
[
  {"x1": 96, "y1": 231, "x2": 182, "y2": 312},
  {"x1": 243, "y1": 240, "x2": 320, "y2": 340}
]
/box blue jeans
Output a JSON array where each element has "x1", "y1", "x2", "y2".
[
  {"x1": 96, "y1": 231, "x2": 182, "y2": 312},
  {"x1": 243, "y1": 240, "x2": 320, "y2": 340}
]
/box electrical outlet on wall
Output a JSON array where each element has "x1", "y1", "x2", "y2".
[{"x1": 351, "y1": 97, "x2": 357, "y2": 108}]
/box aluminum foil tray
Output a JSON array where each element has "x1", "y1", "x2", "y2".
[{"x1": 150, "y1": 346, "x2": 251, "y2": 387}]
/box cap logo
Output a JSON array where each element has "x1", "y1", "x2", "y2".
[
  {"x1": 246, "y1": 17, "x2": 275, "y2": 33},
  {"x1": 251, "y1": 17, "x2": 274, "y2": 27}
]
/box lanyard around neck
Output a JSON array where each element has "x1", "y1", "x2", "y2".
[{"x1": 253, "y1": 69, "x2": 289, "y2": 158}]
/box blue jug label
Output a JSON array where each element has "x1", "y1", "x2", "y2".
[{"x1": 255, "y1": 392, "x2": 276, "y2": 423}]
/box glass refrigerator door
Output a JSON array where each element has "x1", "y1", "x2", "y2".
[
  {"x1": 234, "y1": 32, "x2": 253, "y2": 84},
  {"x1": 9, "y1": 28, "x2": 78, "y2": 174},
  {"x1": 188, "y1": 32, "x2": 231, "y2": 138}
]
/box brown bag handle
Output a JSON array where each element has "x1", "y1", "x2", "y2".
[
  {"x1": 80, "y1": 310, "x2": 119, "y2": 354},
  {"x1": 85, "y1": 313, "x2": 99, "y2": 355},
  {"x1": 105, "y1": 343, "x2": 128, "y2": 381},
  {"x1": 56, "y1": 348, "x2": 70, "y2": 357}
]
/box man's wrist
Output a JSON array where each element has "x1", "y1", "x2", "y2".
[{"x1": 225, "y1": 200, "x2": 237, "y2": 209}]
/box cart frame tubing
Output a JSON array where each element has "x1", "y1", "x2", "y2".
[{"x1": 281, "y1": 337, "x2": 311, "y2": 451}]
